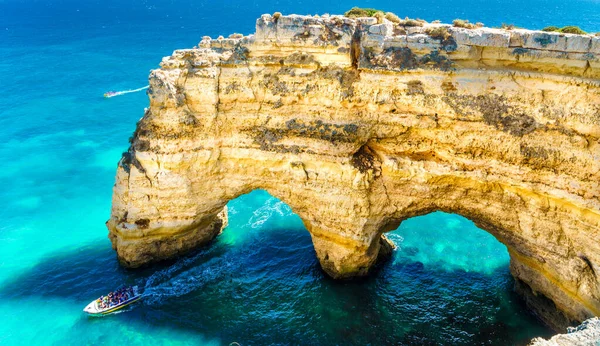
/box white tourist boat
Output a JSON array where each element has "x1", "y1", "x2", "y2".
[{"x1": 83, "y1": 286, "x2": 142, "y2": 315}]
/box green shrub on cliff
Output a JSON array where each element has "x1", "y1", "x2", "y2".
[
  {"x1": 541, "y1": 25, "x2": 587, "y2": 34},
  {"x1": 559, "y1": 26, "x2": 586, "y2": 34},
  {"x1": 344, "y1": 7, "x2": 382, "y2": 18},
  {"x1": 542, "y1": 26, "x2": 560, "y2": 32}
]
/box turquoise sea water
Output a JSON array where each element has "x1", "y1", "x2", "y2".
[{"x1": 1, "y1": 0, "x2": 599, "y2": 344}]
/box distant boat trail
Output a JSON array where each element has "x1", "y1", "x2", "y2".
[{"x1": 104, "y1": 86, "x2": 149, "y2": 98}]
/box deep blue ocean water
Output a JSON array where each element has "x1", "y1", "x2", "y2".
[{"x1": 1, "y1": 0, "x2": 599, "y2": 344}]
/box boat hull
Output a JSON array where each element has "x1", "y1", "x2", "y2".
[{"x1": 83, "y1": 286, "x2": 141, "y2": 315}]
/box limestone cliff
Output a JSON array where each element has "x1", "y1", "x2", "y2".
[{"x1": 107, "y1": 14, "x2": 600, "y2": 331}]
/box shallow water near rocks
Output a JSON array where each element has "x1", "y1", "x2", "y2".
[{"x1": 2, "y1": 0, "x2": 599, "y2": 344}]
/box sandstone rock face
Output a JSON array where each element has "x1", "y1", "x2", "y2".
[{"x1": 107, "y1": 14, "x2": 600, "y2": 330}]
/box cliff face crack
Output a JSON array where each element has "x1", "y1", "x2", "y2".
[
  {"x1": 239, "y1": 46, "x2": 260, "y2": 104},
  {"x1": 509, "y1": 71, "x2": 527, "y2": 90},
  {"x1": 215, "y1": 66, "x2": 222, "y2": 120},
  {"x1": 578, "y1": 254, "x2": 597, "y2": 278},
  {"x1": 583, "y1": 60, "x2": 592, "y2": 77},
  {"x1": 477, "y1": 47, "x2": 490, "y2": 67},
  {"x1": 350, "y1": 24, "x2": 362, "y2": 69},
  {"x1": 107, "y1": 14, "x2": 600, "y2": 332}
]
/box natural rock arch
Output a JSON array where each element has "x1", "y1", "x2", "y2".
[{"x1": 107, "y1": 14, "x2": 600, "y2": 330}]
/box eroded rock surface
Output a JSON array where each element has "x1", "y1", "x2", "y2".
[
  {"x1": 530, "y1": 318, "x2": 600, "y2": 345},
  {"x1": 107, "y1": 14, "x2": 600, "y2": 330}
]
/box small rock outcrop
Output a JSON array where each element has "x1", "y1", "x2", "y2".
[
  {"x1": 530, "y1": 318, "x2": 600, "y2": 345},
  {"x1": 107, "y1": 14, "x2": 600, "y2": 331}
]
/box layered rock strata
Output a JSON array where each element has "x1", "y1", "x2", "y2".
[{"x1": 107, "y1": 14, "x2": 600, "y2": 330}]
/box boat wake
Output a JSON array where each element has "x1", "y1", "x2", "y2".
[
  {"x1": 140, "y1": 247, "x2": 247, "y2": 306},
  {"x1": 103, "y1": 86, "x2": 148, "y2": 98},
  {"x1": 136, "y1": 195, "x2": 290, "y2": 306}
]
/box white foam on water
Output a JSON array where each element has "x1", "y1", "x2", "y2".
[
  {"x1": 104, "y1": 86, "x2": 148, "y2": 98},
  {"x1": 272, "y1": 200, "x2": 291, "y2": 216},
  {"x1": 247, "y1": 198, "x2": 293, "y2": 229},
  {"x1": 141, "y1": 249, "x2": 248, "y2": 306}
]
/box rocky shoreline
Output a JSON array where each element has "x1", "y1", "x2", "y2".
[{"x1": 530, "y1": 318, "x2": 600, "y2": 345}]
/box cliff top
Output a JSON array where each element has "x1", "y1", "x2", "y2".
[{"x1": 195, "y1": 12, "x2": 599, "y2": 55}]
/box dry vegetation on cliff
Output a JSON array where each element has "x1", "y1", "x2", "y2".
[
  {"x1": 346, "y1": 8, "x2": 594, "y2": 35},
  {"x1": 424, "y1": 26, "x2": 452, "y2": 41},
  {"x1": 452, "y1": 19, "x2": 473, "y2": 28},
  {"x1": 343, "y1": 7, "x2": 425, "y2": 26}
]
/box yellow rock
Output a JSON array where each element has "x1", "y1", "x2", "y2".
[{"x1": 107, "y1": 14, "x2": 600, "y2": 330}]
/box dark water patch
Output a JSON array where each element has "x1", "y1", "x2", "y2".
[
  {"x1": 0, "y1": 198, "x2": 553, "y2": 345},
  {"x1": 403, "y1": 246, "x2": 420, "y2": 256}
]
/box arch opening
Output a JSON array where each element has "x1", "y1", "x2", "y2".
[
  {"x1": 223, "y1": 189, "x2": 310, "y2": 253},
  {"x1": 373, "y1": 205, "x2": 598, "y2": 332},
  {"x1": 378, "y1": 211, "x2": 553, "y2": 343},
  {"x1": 388, "y1": 211, "x2": 509, "y2": 275}
]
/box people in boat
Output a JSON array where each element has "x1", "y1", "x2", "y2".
[{"x1": 96, "y1": 287, "x2": 135, "y2": 309}]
